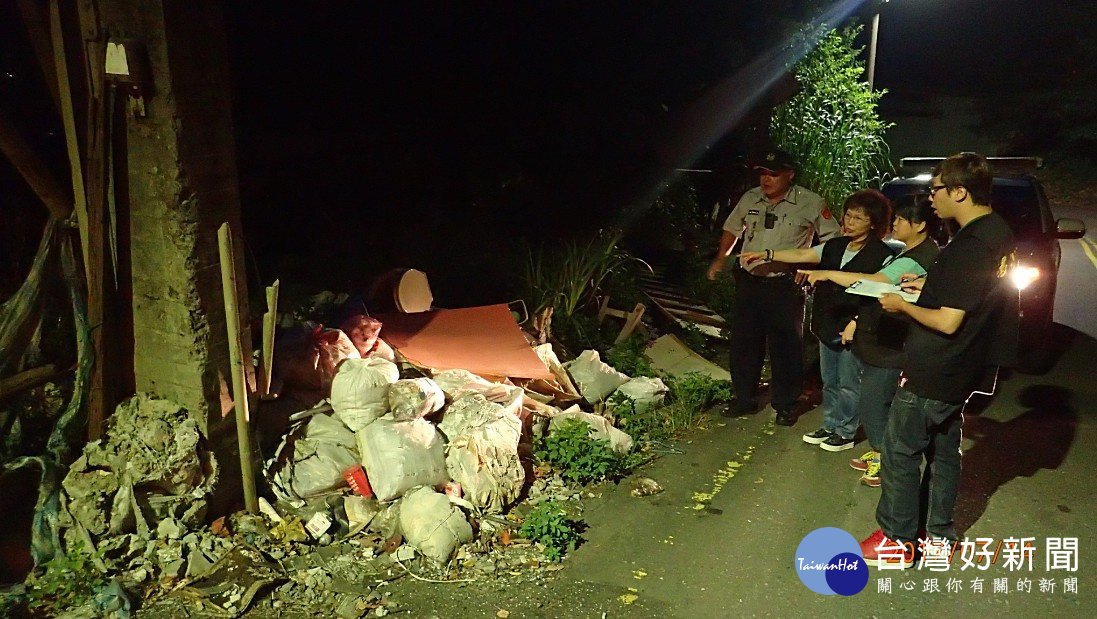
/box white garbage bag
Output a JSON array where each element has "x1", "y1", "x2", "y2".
[
  {"x1": 356, "y1": 418, "x2": 447, "y2": 502},
  {"x1": 445, "y1": 412, "x2": 523, "y2": 514},
  {"x1": 563, "y1": 349, "x2": 630, "y2": 403},
  {"x1": 612, "y1": 377, "x2": 669, "y2": 415},
  {"x1": 436, "y1": 392, "x2": 507, "y2": 440},
  {"x1": 387, "y1": 377, "x2": 445, "y2": 420},
  {"x1": 330, "y1": 357, "x2": 400, "y2": 431},
  {"x1": 398, "y1": 486, "x2": 473, "y2": 564},
  {"x1": 269, "y1": 413, "x2": 359, "y2": 501},
  {"x1": 549, "y1": 407, "x2": 634, "y2": 454},
  {"x1": 431, "y1": 369, "x2": 523, "y2": 415}
]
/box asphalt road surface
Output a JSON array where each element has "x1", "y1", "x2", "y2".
[{"x1": 1053, "y1": 204, "x2": 1097, "y2": 340}]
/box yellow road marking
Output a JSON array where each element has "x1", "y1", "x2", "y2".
[{"x1": 1079, "y1": 236, "x2": 1097, "y2": 274}]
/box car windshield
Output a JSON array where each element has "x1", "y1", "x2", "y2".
[
  {"x1": 883, "y1": 180, "x2": 1044, "y2": 240},
  {"x1": 990, "y1": 184, "x2": 1043, "y2": 239}
]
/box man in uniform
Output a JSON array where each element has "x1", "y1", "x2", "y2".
[{"x1": 707, "y1": 149, "x2": 840, "y2": 425}]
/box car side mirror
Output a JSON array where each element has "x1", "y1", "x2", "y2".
[{"x1": 1055, "y1": 218, "x2": 1086, "y2": 240}]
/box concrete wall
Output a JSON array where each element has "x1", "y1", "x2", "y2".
[{"x1": 98, "y1": 0, "x2": 250, "y2": 449}]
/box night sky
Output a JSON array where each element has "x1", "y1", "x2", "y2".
[{"x1": 1, "y1": 1, "x2": 1089, "y2": 304}]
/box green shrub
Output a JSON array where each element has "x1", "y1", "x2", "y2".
[
  {"x1": 666, "y1": 372, "x2": 732, "y2": 413},
  {"x1": 2, "y1": 541, "x2": 109, "y2": 617},
  {"x1": 535, "y1": 419, "x2": 621, "y2": 485},
  {"x1": 605, "y1": 334, "x2": 656, "y2": 378},
  {"x1": 770, "y1": 24, "x2": 894, "y2": 211},
  {"x1": 519, "y1": 500, "x2": 581, "y2": 562}
]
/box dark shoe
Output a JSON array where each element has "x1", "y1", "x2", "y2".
[
  {"x1": 722, "y1": 399, "x2": 758, "y2": 417},
  {"x1": 820, "y1": 433, "x2": 855, "y2": 452},
  {"x1": 775, "y1": 409, "x2": 796, "y2": 426},
  {"x1": 802, "y1": 427, "x2": 830, "y2": 444}
]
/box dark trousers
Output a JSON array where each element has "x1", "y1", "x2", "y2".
[
  {"x1": 857, "y1": 362, "x2": 902, "y2": 451},
  {"x1": 730, "y1": 273, "x2": 805, "y2": 412},
  {"x1": 875, "y1": 386, "x2": 964, "y2": 544}
]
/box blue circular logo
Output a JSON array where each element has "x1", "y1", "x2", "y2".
[{"x1": 795, "y1": 527, "x2": 869, "y2": 595}]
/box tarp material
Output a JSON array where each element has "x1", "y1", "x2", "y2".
[{"x1": 376, "y1": 304, "x2": 552, "y2": 380}]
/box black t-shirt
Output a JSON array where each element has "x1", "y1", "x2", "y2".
[
  {"x1": 901, "y1": 212, "x2": 1019, "y2": 403},
  {"x1": 852, "y1": 239, "x2": 940, "y2": 368}
]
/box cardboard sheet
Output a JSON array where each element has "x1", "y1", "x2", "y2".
[
  {"x1": 644, "y1": 334, "x2": 731, "y2": 381},
  {"x1": 376, "y1": 304, "x2": 553, "y2": 380}
]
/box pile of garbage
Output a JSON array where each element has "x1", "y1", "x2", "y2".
[{"x1": 38, "y1": 301, "x2": 671, "y2": 617}]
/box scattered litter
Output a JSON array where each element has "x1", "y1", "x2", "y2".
[{"x1": 630, "y1": 478, "x2": 664, "y2": 497}]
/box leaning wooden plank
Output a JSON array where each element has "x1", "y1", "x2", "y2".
[
  {"x1": 0, "y1": 364, "x2": 60, "y2": 403},
  {"x1": 50, "y1": 0, "x2": 90, "y2": 275},
  {"x1": 218, "y1": 223, "x2": 258, "y2": 515},
  {"x1": 260, "y1": 280, "x2": 279, "y2": 398}
]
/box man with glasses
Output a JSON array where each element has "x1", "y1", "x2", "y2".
[
  {"x1": 859, "y1": 152, "x2": 1018, "y2": 568},
  {"x1": 707, "y1": 149, "x2": 840, "y2": 425}
]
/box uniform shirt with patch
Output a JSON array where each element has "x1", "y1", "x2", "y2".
[{"x1": 723, "y1": 185, "x2": 839, "y2": 276}]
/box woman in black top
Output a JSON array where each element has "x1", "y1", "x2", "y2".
[{"x1": 743, "y1": 189, "x2": 895, "y2": 452}]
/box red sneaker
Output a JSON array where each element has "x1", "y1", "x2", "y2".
[{"x1": 860, "y1": 529, "x2": 915, "y2": 569}]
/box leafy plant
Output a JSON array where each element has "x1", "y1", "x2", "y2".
[
  {"x1": 770, "y1": 24, "x2": 894, "y2": 212},
  {"x1": 2, "y1": 541, "x2": 110, "y2": 617},
  {"x1": 605, "y1": 334, "x2": 656, "y2": 378},
  {"x1": 666, "y1": 372, "x2": 732, "y2": 415},
  {"x1": 535, "y1": 419, "x2": 621, "y2": 485},
  {"x1": 519, "y1": 500, "x2": 581, "y2": 562},
  {"x1": 519, "y1": 230, "x2": 648, "y2": 353}
]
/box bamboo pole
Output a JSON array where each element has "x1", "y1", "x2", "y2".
[
  {"x1": 218, "y1": 223, "x2": 258, "y2": 514},
  {"x1": 50, "y1": 0, "x2": 90, "y2": 279},
  {"x1": 260, "y1": 280, "x2": 279, "y2": 399}
]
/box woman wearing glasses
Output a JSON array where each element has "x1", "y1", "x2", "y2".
[
  {"x1": 742, "y1": 189, "x2": 895, "y2": 453},
  {"x1": 798, "y1": 196, "x2": 940, "y2": 486}
]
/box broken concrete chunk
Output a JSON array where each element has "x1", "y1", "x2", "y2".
[{"x1": 156, "y1": 518, "x2": 185, "y2": 540}]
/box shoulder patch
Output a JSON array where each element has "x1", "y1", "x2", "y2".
[{"x1": 821, "y1": 208, "x2": 832, "y2": 220}]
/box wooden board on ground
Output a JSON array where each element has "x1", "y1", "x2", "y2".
[{"x1": 644, "y1": 334, "x2": 730, "y2": 382}]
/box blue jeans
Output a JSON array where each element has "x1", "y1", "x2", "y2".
[
  {"x1": 875, "y1": 387, "x2": 964, "y2": 544},
  {"x1": 857, "y1": 363, "x2": 902, "y2": 451},
  {"x1": 818, "y1": 342, "x2": 861, "y2": 439}
]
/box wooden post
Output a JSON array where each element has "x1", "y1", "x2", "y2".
[
  {"x1": 79, "y1": 13, "x2": 110, "y2": 441},
  {"x1": 259, "y1": 280, "x2": 279, "y2": 398},
  {"x1": 218, "y1": 223, "x2": 258, "y2": 514}
]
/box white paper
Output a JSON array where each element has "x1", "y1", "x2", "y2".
[{"x1": 844, "y1": 279, "x2": 920, "y2": 303}]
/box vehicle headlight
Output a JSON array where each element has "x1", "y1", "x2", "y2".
[{"x1": 1010, "y1": 266, "x2": 1040, "y2": 290}]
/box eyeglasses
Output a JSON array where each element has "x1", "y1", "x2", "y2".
[
  {"x1": 928, "y1": 184, "x2": 949, "y2": 196},
  {"x1": 844, "y1": 212, "x2": 870, "y2": 223}
]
